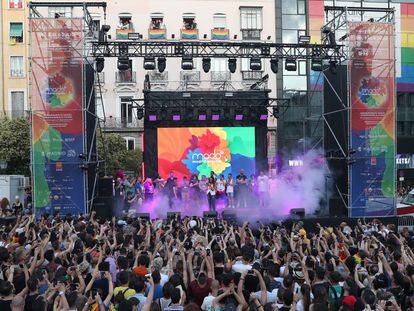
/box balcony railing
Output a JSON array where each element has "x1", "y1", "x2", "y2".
[
  {"x1": 116, "y1": 71, "x2": 136, "y2": 84},
  {"x1": 242, "y1": 71, "x2": 263, "y2": 80},
  {"x1": 211, "y1": 28, "x2": 229, "y2": 40},
  {"x1": 181, "y1": 28, "x2": 198, "y2": 40},
  {"x1": 105, "y1": 117, "x2": 142, "y2": 129},
  {"x1": 116, "y1": 28, "x2": 135, "y2": 40},
  {"x1": 148, "y1": 28, "x2": 167, "y2": 40},
  {"x1": 180, "y1": 71, "x2": 201, "y2": 84},
  {"x1": 148, "y1": 71, "x2": 168, "y2": 84},
  {"x1": 241, "y1": 29, "x2": 262, "y2": 40},
  {"x1": 211, "y1": 71, "x2": 231, "y2": 82}
]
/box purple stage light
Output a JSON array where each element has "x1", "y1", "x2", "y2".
[
  {"x1": 260, "y1": 114, "x2": 268, "y2": 120},
  {"x1": 173, "y1": 115, "x2": 181, "y2": 121},
  {"x1": 198, "y1": 114, "x2": 207, "y2": 121},
  {"x1": 148, "y1": 115, "x2": 157, "y2": 121},
  {"x1": 212, "y1": 114, "x2": 220, "y2": 121},
  {"x1": 235, "y1": 114, "x2": 243, "y2": 121}
]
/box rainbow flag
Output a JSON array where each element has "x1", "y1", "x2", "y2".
[
  {"x1": 149, "y1": 29, "x2": 166, "y2": 40},
  {"x1": 211, "y1": 29, "x2": 229, "y2": 40},
  {"x1": 181, "y1": 29, "x2": 198, "y2": 40},
  {"x1": 116, "y1": 29, "x2": 133, "y2": 40},
  {"x1": 397, "y1": 3, "x2": 414, "y2": 92}
]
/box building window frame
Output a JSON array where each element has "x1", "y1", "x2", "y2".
[
  {"x1": 9, "y1": 55, "x2": 24, "y2": 78},
  {"x1": 213, "y1": 13, "x2": 227, "y2": 29},
  {"x1": 9, "y1": 22, "x2": 24, "y2": 44},
  {"x1": 9, "y1": 0, "x2": 23, "y2": 9},
  {"x1": 48, "y1": 6, "x2": 73, "y2": 18},
  {"x1": 124, "y1": 137, "x2": 136, "y2": 150},
  {"x1": 8, "y1": 89, "x2": 26, "y2": 118}
]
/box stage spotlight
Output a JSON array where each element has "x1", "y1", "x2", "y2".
[
  {"x1": 143, "y1": 57, "x2": 156, "y2": 70},
  {"x1": 96, "y1": 57, "x2": 105, "y2": 73},
  {"x1": 198, "y1": 110, "x2": 207, "y2": 121},
  {"x1": 202, "y1": 58, "x2": 211, "y2": 73},
  {"x1": 270, "y1": 58, "x2": 279, "y2": 74},
  {"x1": 181, "y1": 56, "x2": 193, "y2": 70},
  {"x1": 328, "y1": 32, "x2": 336, "y2": 46},
  {"x1": 172, "y1": 113, "x2": 181, "y2": 121},
  {"x1": 98, "y1": 24, "x2": 111, "y2": 43},
  {"x1": 285, "y1": 58, "x2": 297, "y2": 71},
  {"x1": 148, "y1": 114, "x2": 157, "y2": 122},
  {"x1": 311, "y1": 59, "x2": 323, "y2": 71},
  {"x1": 117, "y1": 57, "x2": 130, "y2": 71},
  {"x1": 137, "y1": 107, "x2": 144, "y2": 120},
  {"x1": 235, "y1": 110, "x2": 243, "y2": 121},
  {"x1": 250, "y1": 58, "x2": 262, "y2": 71},
  {"x1": 211, "y1": 110, "x2": 220, "y2": 121},
  {"x1": 157, "y1": 57, "x2": 166, "y2": 73},
  {"x1": 272, "y1": 106, "x2": 280, "y2": 119},
  {"x1": 260, "y1": 113, "x2": 268, "y2": 120},
  {"x1": 329, "y1": 60, "x2": 337, "y2": 74},
  {"x1": 228, "y1": 58, "x2": 237, "y2": 73}
]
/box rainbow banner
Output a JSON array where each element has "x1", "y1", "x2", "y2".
[
  {"x1": 397, "y1": 3, "x2": 414, "y2": 92},
  {"x1": 157, "y1": 127, "x2": 255, "y2": 180},
  {"x1": 148, "y1": 28, "x2": 166, "y2": 40},
  {"x1": 211, "y1": 29, "x2": 229, "y2": 40},
  {"x1": 349, "y1": 22, "x2": 395, "y2": 217},
  {"x1": 116, "y1": 28, "x2": 134, "y2": 40},
  {"x1": 181, "y1": 29, "x2": 198, "y2": 40},
  {"x1": 30, "y1": 18, "x2": 86, "y2": 216}
]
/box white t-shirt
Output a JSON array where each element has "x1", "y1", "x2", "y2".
[
  {"x1": 217, "y1": 180, "x2": 226, "y2": 192},
  {"x1": 231, "y1": 261, "x2": 252, "y2": 274},
  {"x1": 255, "y1": 289, "x2": 278, "y2": 303},
  {"x1": 226, "y1": 179, "x2": 234, "y2": 193},
  {"x1": 201, "y1": 294, "x2": 216, "y2": 311},
  {"x1": 257, "y1": 175, "x2": 269, "y2": 192}
]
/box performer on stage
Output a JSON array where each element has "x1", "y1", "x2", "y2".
[
  {"x1": 189, "y1": 174, "x2": 200, "y2": 201},
  {"x1": 164, "y1": 171, "x2": 177, "y2": 209},
  {"x1": 236, "y1": 169, "x2": 248, "y2": 208},
  {"x1": 226, "y1": 173, "x2": 235, "y2": 208},
  {"x1": 143, "y1": 178, "x2": 155, "y2": 202},
  {"x1": 207, "y1": 176, "x2": 217, "y2": 211},
  {"x1": 181, "y1": 175, "x2": 190, "y2": 207},
  {"x1": 257, "y1": 170, "x2": 270, "y2": 207},
  {"x1": 199, "y1": 175, "x2": 208, "y2": 203},
  {"x1": 216, "y1": 174, "x2": 226, "y2": 206}
]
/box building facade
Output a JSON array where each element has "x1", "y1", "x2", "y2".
[{"x1": 0, "y1": 0, "x2": 29, "y2": 118}]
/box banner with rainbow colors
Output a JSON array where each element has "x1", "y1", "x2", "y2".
[
  {"x1": 181, "y1": 29, "x2": 198, "y2": 40},
  {"x1": 148, "y1": 29, "x2": 167, "y2": 40},
  {"x1": 211, "y1": 29, "x2": 229, "y2": 40},
  {"x1": 30, "y1": 18, "x2": 86, "y2": 216},
  {"x1": 116, "y1": 28, "x2": 134, "y2": 40}
]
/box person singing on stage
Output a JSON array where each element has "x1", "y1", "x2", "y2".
[{"x1": 206, "y1": 176, "x2": 217, "y2": 211}]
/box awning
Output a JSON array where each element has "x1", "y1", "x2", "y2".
[{"x1": 10, "y1": 23, "x2": 23, "y2": 37}]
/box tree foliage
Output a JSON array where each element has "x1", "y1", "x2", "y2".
[
  {"x1": 97, "y1": 133, "x2": 143, "y2": 176},
  {"x1": 0, "y1": 117, "x2": 31, "y2": 176}
]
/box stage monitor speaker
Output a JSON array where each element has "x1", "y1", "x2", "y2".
[
  {"x1": 203, "y1": 211, "x2": 217, "y2": 219},
  {"x1": 222, "y1": 210, "x2": 237, "y2": 222},
  {"x1": 290, "y1": 208, "x2": 305, "y2": 219},
  {"x1": 98, "y1": 178, "x2": 113, "y2": 197},
  {"x1": 91, "y1": 197, "x2": 113, "y2": 220},
  {"x1": 167, "y1": 212, "x2": 181, "y2": 221},
  {"x1": 136, "y1": 213, "x2": 150, "y2": 221}
]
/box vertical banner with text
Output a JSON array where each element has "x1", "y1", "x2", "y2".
[
  {"x1": 349, "y1": 22, "x2": 395, "y2": 217},
  {"x1": 30, "y1": 18, "x2": 86, "y2": 216}
]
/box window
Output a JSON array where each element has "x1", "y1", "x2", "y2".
[
  {"x1": 213, "y1": 13, "x2": 226, "y2": 29},
  {"x1": 120, "y1": 97, "x2": 133, "y2": 126},
  {"x1": 298, "y1": 60, "x2": 307, "y2": 76},
  {"x1": 10, "y1": 56, "x2": 24, "y2": 78},
  {"x1": 9, "y1": 0, "x2": 23, "y2": 9},
  {"x1": 183, "y1": 14, "x2": 197, "y2": 30},
  {"x1": 118, "y1": 13, "x2": 133, "y2": 30},
  {"x1": 150, "y1": 13, "x2": 165, "y2": 30},
  {"x1": 240, "y1": 7, "x2": 262, "y2": 30},
  {"x1": 124, "y1": 137, "x2": 135, "y2": 150},
  {"x1": 10, "y1": 91, "x2": 24, "y2": 118},
  {"x1": 48, "y1": 7, "x2": 72, "y2": 18},
  {"x1": 9, "y1": 23, "x2": 23, "y2": 43},
  {"x1": 211, "y1": 58, "x2": 227, "y2": 72}
]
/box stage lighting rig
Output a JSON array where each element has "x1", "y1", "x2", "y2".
[
  {"x1": 96, "y1": 57, "x2": 105, "y2": 72},
  {"x1": 181, "y1": 56, "x2": 193, "y2": 70},
  {"x1": 202, "y1": 58, "x2": 211, "y2": 73},
  {"x1": 311, "y1": 59, "x2": 323, "y2": 71},
  {"x1": 157, "y1": 57, "x2": 166, "y2": 73},
  {"x1": 98, "y1": 24, "x2": 110, "y2": 43},
  {"x1": 250, "y1": 58, "x2": 262, "y2": 71},
  {"x1": 272, "y1": 106, "x2": 280, "y2": 119},
  {"x1": 270, "y1": 58, "x2": 279, "y2": 74},
  {"x1": 117, "y1": 56, "x2": 130, "y2": 71},
  {"x1": 143, "y1": 57, "x2": 156, "y2": 70},
  {"x1": 285, "y1": 58, "x2": 297, "y2": 71},
  {"x1": 137, "y1": 107, "x2": 144, "y2": 120},
  {"x1": 228, "y1": 58, "x2": 237, "y2": 73}
]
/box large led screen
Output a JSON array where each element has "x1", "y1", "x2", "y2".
[{"x1": 157, "y1": 127, "x2": 255, "y2": 179}]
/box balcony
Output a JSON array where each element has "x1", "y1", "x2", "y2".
[
  {"x1": 148, "y1": 71, "x2": 168, "y2": 85},
  {"x1": 181, "y1": 28, "x2": 198, "y2": 40},
  {"x1": 211, "y1": 71, "x2": 231, "y2": 83},
  {"x1": 211, "y1": 28, "x2": 229, "y2": 40},
  {"x1": 116, "y1": 71, "x2": 136, "y2": 85},
  {"x1": 116, "y1": 28, "x2": 135, "y2": 40},
  {"x1": 241, "y1": 29, "x2": 262, "y2": 40},
  {"x1": 105, "y1": 116, "x2": 142, "y2": 129},
  {"x1": 148, "y1": 28, "x2": 167, "y2": 40},
  {"x1": 242, "y1": 71, "x2": 263, "y2": 81},
  {"x1": 180, "y1": 71, "x2": 201, "y2": 85}
]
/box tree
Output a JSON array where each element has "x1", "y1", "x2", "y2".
[
  {"x1": 97, "y1": 132, "x2": 142, "y2": 176},
  {"x1": 0, "y1": 117, "x2": 31, "y2": 176}
]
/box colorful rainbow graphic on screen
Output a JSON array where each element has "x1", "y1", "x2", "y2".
[
  {"x1": 43, "y1": 74, "x2": 74, "y2": 108},
  {"x1": 308, "y1": 0, "x2": 325, "y2": 91},
  {"x1": 211, "y1": 29, "x2": 229, "y2": 40},
  {"x1": 181, "y1": 29, "x2": 198, "y2": 40},
  {"x1": 397, "y1": 3, "x2": 414, "y2": 92},
  {"x1": 148, "y1": 29, "x2": 167, "y2": 40},
  {"x1": 157, "y1": 127, "x2": 255, "y2": 180}
]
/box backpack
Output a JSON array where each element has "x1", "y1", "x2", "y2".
[
  {"x1": 115, "y1": 288, "x2": 130, "y2": 303},
  {"x1": 330, "y1": 286, "x2": 344, "y2": 311}
]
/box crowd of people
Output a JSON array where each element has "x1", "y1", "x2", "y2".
[
  {"x1": 0, "y1": 211, "x2": 413, "y2": 311},
  {"x1": 113, "y1": 170, "x2": 270, "y2": 214}
]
